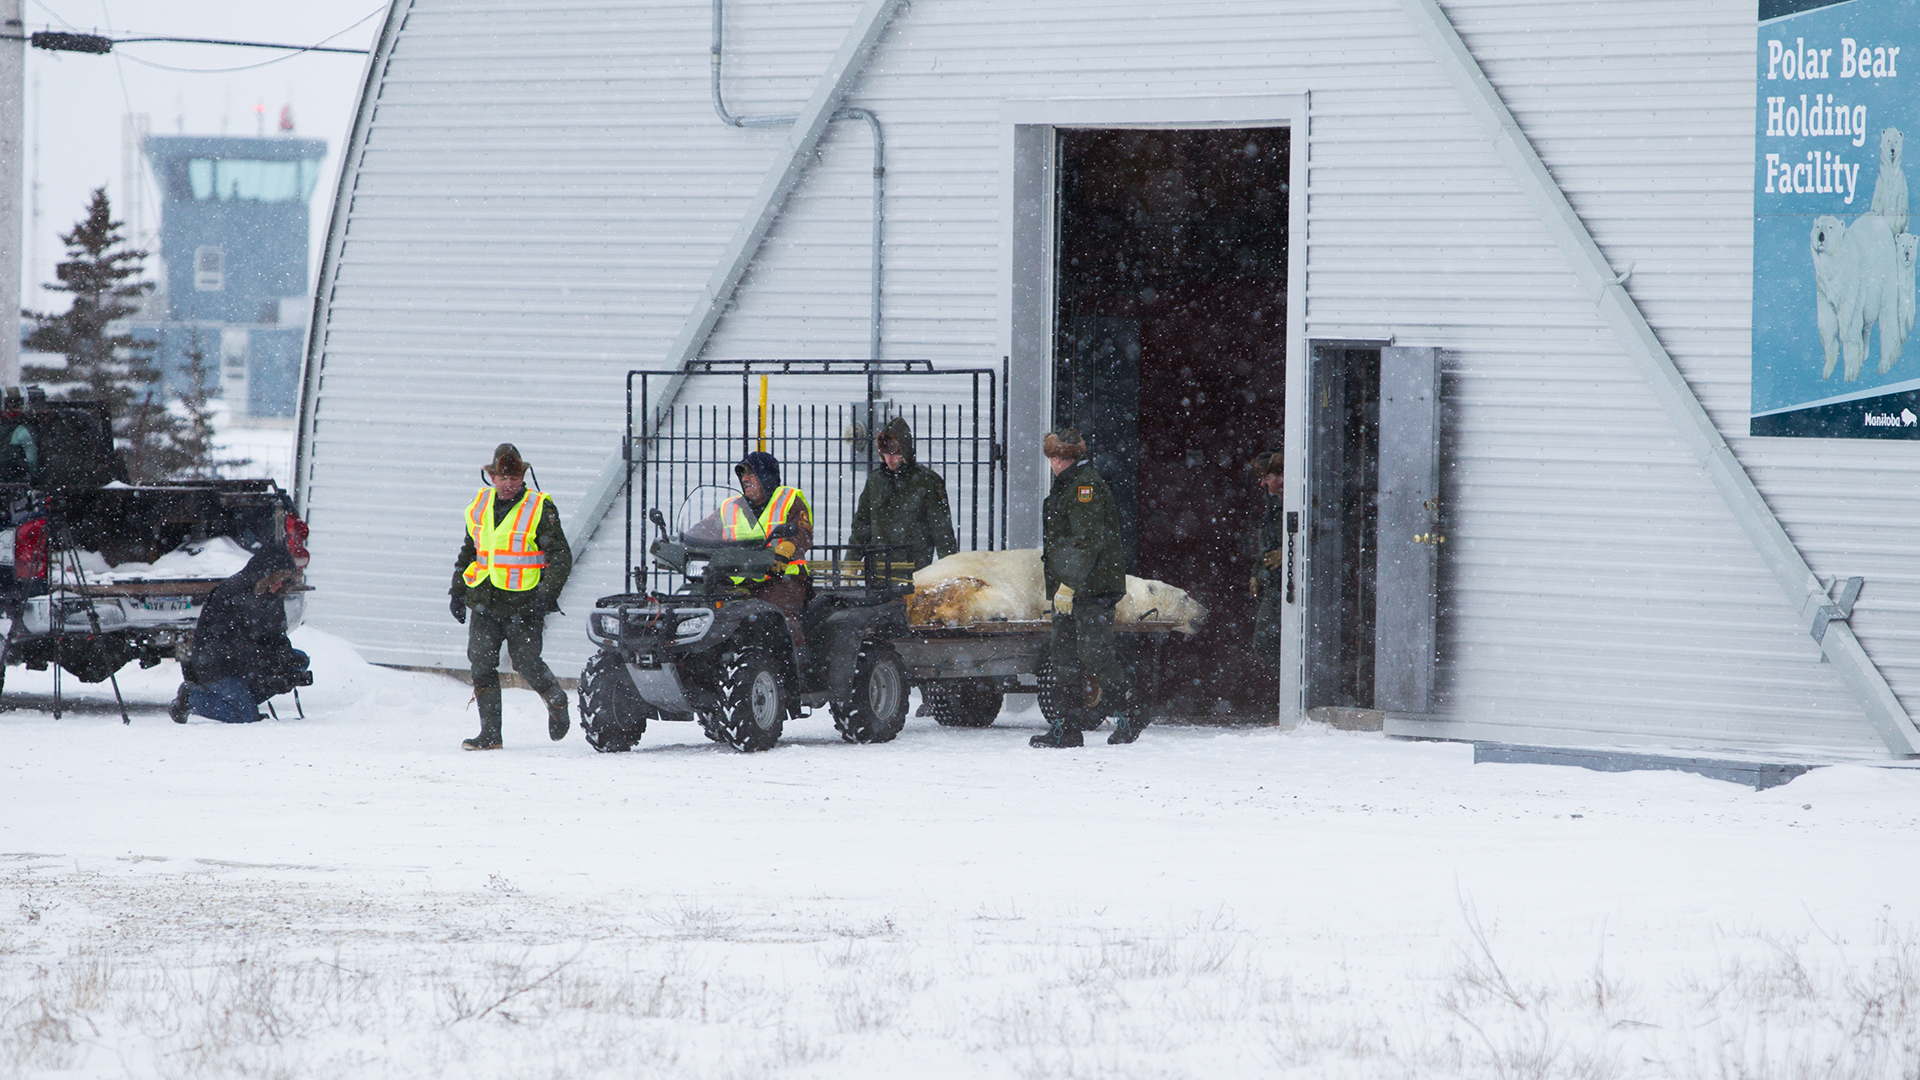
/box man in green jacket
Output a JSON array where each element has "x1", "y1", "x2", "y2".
[
  {"x1": 1248, "y1": 451, "x2": 1286, "y2": 658},
  {"x1": 450, "y1": 443, "x2": 573, "y2": 751},
  {"x1": 850, "y1": 417, "x2": 957, "y2": 570},
  {"x1": 1036, "y1": 427, "x2": 1143, "y2": 748}
]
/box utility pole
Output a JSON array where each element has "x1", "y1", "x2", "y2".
[{"x1": 1, "y1": 0, "x2": 24, "y2": 386}]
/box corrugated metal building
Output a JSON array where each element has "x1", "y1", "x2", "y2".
[{"x1": 297, "y1": 0, "x2": 1920, "y2": 759}]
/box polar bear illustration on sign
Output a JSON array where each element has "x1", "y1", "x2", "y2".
[
  {"x1": 1810, "y1": 127, "x2": 1916, "y2": 381},
  {"x1": 1871, "y1": 127, "x2": 1908, "y2": 234}
]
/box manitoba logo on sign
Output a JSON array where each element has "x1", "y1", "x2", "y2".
[{"x1": 1863, "y1": 407, "x2": 1920, "y2": 425}]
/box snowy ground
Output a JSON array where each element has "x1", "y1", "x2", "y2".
[{"x1": 2, "y1": 629, "x2": 1918, "y2": 1079}]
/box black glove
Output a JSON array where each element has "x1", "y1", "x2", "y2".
[
  {"x1": 533, "y1": 586, "x2": 560, "y2": 615},
  {"x1": 450, "y1": 594, "x2": 467, "y2": 624}
]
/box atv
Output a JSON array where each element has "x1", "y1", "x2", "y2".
[{"x1": 578, "y1": 486, "x2": 913, "y2": 752}]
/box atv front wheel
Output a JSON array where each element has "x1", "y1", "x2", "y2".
[
  {"x1": 712, "y1": 648, "x2": 785, "y2": 752},
  {"x1": 579, "y1": 650, "x2": 652, "y2": 753},
  {"x1": 925, "y1": 678, "x2": 1004, "y2": 728},
  {"x1": 832, "y1": 642, "x2": 908, "y2": 744}
]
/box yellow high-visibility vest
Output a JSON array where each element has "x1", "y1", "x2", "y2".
[
  {"x1": 462, "y1": 487, "x2": 549, "y2": 591},
  {"x1": 719, "y1": 486, "x2": 810, "y2": 578}
]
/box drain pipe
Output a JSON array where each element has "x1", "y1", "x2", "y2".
[{"x1": 712, "y1": 0, "x2": 885, "y2": 364}]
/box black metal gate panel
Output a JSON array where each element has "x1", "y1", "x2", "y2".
[{"x1": 623, "y1": 360, "x2": 1006, "y2": 594}]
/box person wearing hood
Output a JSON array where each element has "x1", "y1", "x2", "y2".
[
  {"x1": 710, "y1": 450, "x2": 813, "y2": 652},
  {"x1": 450, "y1": 443, "x2": 573, "y2": 751},
  {"x1": 169, "y1": 543, "x2": 310, "y2": 724},
  {"x1": 850, "y1": 417, "x2": 957, "y2": 571}
]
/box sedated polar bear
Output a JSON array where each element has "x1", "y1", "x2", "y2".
[
  {"x1": 1812, "y1": 212, "x2": 1909, "y2": 380},
  {"x1": 1871, "y1": 127, "x2": 1909, "y2": 235}
]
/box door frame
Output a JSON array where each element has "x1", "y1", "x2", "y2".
[{"x1": 999, "y1": 93, "x2": 1311, "y2": 725}]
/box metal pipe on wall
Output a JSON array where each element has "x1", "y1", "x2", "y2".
[
  {"x1": 711, "y1": 0, "x2": 885, "y2": 366},
  {"x1": 1, "y1": 0, "x2": 26, "y2": 387}
]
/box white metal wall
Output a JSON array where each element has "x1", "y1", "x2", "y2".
[{"x1": 303, "y1": 0, "x2": 1913, "y2": 756}]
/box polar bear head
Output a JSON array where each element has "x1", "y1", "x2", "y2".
[
  {"x1": 1810, "y1": 214, "x2": 1846, "y2": 261},
  {"x1": 1883, "y1": 127, "x2": 1904, "y2": 170},
  {"x1": 1901, "y1": 231, "x2": 1919, "y2": 274}
]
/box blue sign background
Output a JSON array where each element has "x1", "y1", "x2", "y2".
[{"x1": 1752, "y1": 0, "x2": 1920, "y2": 436}]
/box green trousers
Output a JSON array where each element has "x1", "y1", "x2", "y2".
[
  {"x1": 467, "y1": 608, "x2": 561, "y2": 741},
  {"x1": 1050, "y1": 597, "x2": 1126, "y2": 726}
]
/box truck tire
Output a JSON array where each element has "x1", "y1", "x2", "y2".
[
  {"x1": 1036, "y1": 658, "x2": 1104, "y2": 733},
  {"x1": 926, "y1": 678, "x2": 1003, "y2": 728},
  {"x1": 832, "y1": 642, "x2": 907, "y2": 744},
  {"x1": 579, "y1": 650, "x2": 650, "y2": 753},
  {"x1": 712, "y1": 648, "x2": 785, "y2": 752}
]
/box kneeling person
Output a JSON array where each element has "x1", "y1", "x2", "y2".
[{"x1": 171, "y1": 544, "x2": 310, "y2": 724}]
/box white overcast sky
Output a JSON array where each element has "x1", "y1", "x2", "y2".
[{"x1": 18, "y1": 0, "x2": 383, "y2": 313}]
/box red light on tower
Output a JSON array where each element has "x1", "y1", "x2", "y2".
[{"x1": 279, "y1": 105, "x2": 295, "y2": 133}]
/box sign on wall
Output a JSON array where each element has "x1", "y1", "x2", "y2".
[{"x1": 1752, "y1": 0, "x2": 1920, "y2": 437}]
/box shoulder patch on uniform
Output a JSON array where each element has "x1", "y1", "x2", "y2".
[{"x1": 1077, "y1": 485, "x2": 1093, "y2": 503}]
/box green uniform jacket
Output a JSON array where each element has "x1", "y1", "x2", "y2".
[
  {"x1": 1042, "y1": 460, "x2": 1126, "y2": 601},
  {"x1": 451, "y1": 491, "x2": 574, "y2": 619},
  {"x1": 850, "y1": 419, "x2": 957, "y2": 569}
]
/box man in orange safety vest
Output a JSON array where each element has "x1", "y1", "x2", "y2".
[{"x1": 449, "y1": 443, "x2": 573, "y2": 751}]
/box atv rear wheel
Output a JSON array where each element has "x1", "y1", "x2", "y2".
[
  {"x1": 1036, "y1": 658, "x2": 1103, "y2": 732},
  {"x1": 925, "y1": 678, "x2": 1003, "y2": 728},
  {"x1": 832, "y1": 642, "x2": 908, "y2": 744},
  {"x1": 579, "y1": 650, "x2": 652, "y2": 753},
  {"x1": 712, "y1": 648, "x2": 785, "y2": 752}
]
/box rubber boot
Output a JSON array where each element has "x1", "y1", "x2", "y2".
[
  {"x1": 463, "y1": 679, "x2": 504, "y2": 750},
  {"x1": 169, "y1": 683, "x2": 192, "y2": 724},
  {"x1": 545, "y1": 687, "x2": 571, "y2": 741},
  {"x1": 1108, "y1": 702, "x2": 1151, "y2": 745},
  {"x1": 1029, "y1": 721, "x2": 1084, "y2": 749}
]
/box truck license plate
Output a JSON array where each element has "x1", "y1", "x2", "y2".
[{"x1": 138, "y1": 597, "x2": 195, "y2": 612}]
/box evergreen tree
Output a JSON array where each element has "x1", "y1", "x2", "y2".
[
  {"x1": 169, "y1": 332, "x2": 245, "y2": 479},
  {"x1": 23, "y1": 188, "x2": 189, "y2": 481}
]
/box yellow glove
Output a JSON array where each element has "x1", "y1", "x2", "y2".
[
  {"x1": 1263, "y1": 549, "x2": 1285, "y2": 569},
  {"x1": 774, "y1": 539, "x2": 797, "y2": 559},
  {"x1": 1249, "y1": 574, "x2": 1261, "y2": 597}
]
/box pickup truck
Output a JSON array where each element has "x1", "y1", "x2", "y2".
[{"x1": 0, "y1": 387, "x2": 310, "y2": 694}]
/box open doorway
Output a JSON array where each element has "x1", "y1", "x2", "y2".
[{"x1": 1052, "y1": 126, "x2": 1289, "y2": 715}]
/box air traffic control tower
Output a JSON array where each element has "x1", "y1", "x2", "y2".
[{"x1": 139, "y1": 134, "x2": 328, "y2": 420}]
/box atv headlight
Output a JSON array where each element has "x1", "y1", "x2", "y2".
[
  {"x1": 683, "y1": 557, "x2": 710, "y2": 580},
  {"x1": 672, "y1": 608, "x2": 714, "y2": 641},
  {"x1": 592, "y1": 612, "x2": 624, "y2": 638}
]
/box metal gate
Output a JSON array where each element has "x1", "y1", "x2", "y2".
[{"x1": 623, "y1": 360, "x2": 1006, "y2": 594}]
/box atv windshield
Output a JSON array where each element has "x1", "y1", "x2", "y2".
[{"x1": 675, "y1": 485, "x2": 761, "y2": 545}]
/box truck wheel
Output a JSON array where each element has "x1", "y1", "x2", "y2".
[
  {"x1": 1036, "y1": 658, "x2": 1103, "y2": 732},
  {"x1": 926, "y1": 678, "x2": 1003, "y2": 728},
  {"x1": 832, "y1": 642, "x2": 907, "y2": 744},
  {"x1": 713, "y1": 648, "x2": 785, "y2": 752},
  {"x1": 579, "y1": 650, "x2": 651, "y2": 753}
]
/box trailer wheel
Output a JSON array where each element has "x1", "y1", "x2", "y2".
[
  {"x1": 579, "y1": 650, "x2": 652, "y2": 753},
  {"x1": 1036, "y1": 658, "x2": 1104, "y2": 732},
  {"x1": 712, "y1": 648, "x2": 785, "y2": 752},
  {"x1": 833, "y1": 642, "x2": 908, "y2": 744},
  {"x1": 926, "y1": 679, "x2": 1003, "y2": 728}
]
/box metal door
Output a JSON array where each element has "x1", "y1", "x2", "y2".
[{"x1": 1372, "y1": 346, "x2": 1441, "y2": 714}]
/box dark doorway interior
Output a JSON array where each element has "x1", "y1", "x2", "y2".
[
  {"x1": 1052, "y1": 127, "x2": 1289, "y2": 715},
  {"x1": 1305, "y1": 345, "x2": 1380, "y2": 711}
]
